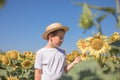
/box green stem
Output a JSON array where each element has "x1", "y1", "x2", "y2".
[
  {"x1": 74, "y1": 2, "x2": 115, "y2": 13},
  {"x1": 22, "y1": 69, "x2": 24, "y2": 80},
  {"x1": 94, "y1": 21, "x2": 102, "y2": 34},
  {"x1": 116, "y1": 0, "x2": 120, "y2": 24}
]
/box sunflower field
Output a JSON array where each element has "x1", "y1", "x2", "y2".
[
  {"x1": 0, "y1": 50, "x2": 35, "y2": 80},
  {"x1": 0, "y1": 32, "x2": 120, "y2": 80}
]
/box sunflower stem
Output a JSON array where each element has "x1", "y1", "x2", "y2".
[
  {"x1": 22, "y1": 69, "x2": 24, "y2": 79},
  {"x1": 93, "y1": 21, "x2": 103, "y2": 34},
  {"x1": 116, "y1": 0, "x2": 120, "y2": 26}
]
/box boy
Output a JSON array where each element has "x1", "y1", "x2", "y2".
[{"x1": 34, "y1": 22, "x2": 80, "y2": 80}]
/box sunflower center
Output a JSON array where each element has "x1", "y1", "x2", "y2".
[
  {"x1": 21, "y1": 60, "x2": 32, "y2": 69},
  {"x1": 91, "y1": 38, "x2": 104, "y2": 50}
]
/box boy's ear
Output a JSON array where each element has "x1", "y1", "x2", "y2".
[{"x1": 48, "y1": 34, "x2": 53, "y2": 39}]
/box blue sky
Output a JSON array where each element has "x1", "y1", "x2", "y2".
[{"x1": 0, "y1": 0, "x2": 119, "y2": 53}]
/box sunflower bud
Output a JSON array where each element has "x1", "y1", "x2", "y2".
[
  {"x1": 79, "y1": 3, "x2": 93, "y2": 29},
  {"x1": 79, "y1": 14, "x2": 93, "y2": 29}
]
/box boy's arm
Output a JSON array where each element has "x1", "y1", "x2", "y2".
[
  {"x1": 64, "y1": 56, "x2": 81, "y2": 73},
  {"x1": 34, "y1": 68, "x2": 42, "y2": 80}
]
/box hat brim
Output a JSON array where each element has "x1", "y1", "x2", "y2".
[{"x1": 42, "y1": 26, "x2": 69, "y2": 40}]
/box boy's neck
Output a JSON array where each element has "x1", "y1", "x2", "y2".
[
  {"x1": 45, "y1": 43, "x2": 56, "y2": 48},
  {"x1": 44, "y1": 39, "x2": 57, "y2": 48}
]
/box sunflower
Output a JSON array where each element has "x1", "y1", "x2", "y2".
[
  {"x1": 71, "y1": 50, "x2": 80, "y2": 57},
  {"x1": 23, "y1": 51, "x2": 28, "y2": 56},
  {"x1": 66, "y1": 54, "x2": 71, "y2": 64},
  {"x1": 0, "y1": 54, "x2": 2, "y2": 59},
  {"x1": 77, "y1": 39, "x2": 90, "y2": 53},
  {"x1": 6, "y1": 50, "x2": 19, "y2": 60},
  {"x1": 17, "y1": 53, "x2": 23, "y2": 61},
  {"x1": 21, "y1": 59, "x2": 33, "y2": 69},
  {"x1": 31, "y1": 54, "x2": 36, "y2": 59},
  {"x1": 23, "y1": 51, "x2": 33, "y2": 56},
  {"x1": 109, "y1": 32, "x2": 120, "y2": 42},
  {"x1": 80, "y1": 53, "x2": 87, "y2": 61},
  {"x1": 1, "y1": 55, "x2": 10, "y2": 65},
  {"x1": 28, "y1": 51, "x2": 33, "y2": 57},
  {"x1": 66, "y1": 54, "x2": 75, "y2": 62},
  {"x1": 7, "y1": 76, "x2": 19, "y2": 80},
  {"x1": 86, "y1": 33, "x2": 111, "y2": 57},
  {"x1": 23, "y1": 51, "x2": 33, "y2": 59},
  {"x1": 66, "y1": 50, "x2": 81, "y2": 64}
]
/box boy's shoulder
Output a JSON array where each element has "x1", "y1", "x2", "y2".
[
  {"x1": 56, "y1": 47, "x2": 66, "y2": 54},
  {"x1": 36, "y1": 48, "x2": 44, "y2": 54},
  {"x1": 57, "y1": 47, "x2": 65, "y2": 51},
  {"x1": 36, "y1": 47, "x2": 66, "y2": 54}
]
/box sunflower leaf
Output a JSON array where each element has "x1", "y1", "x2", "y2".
[
  {"x1": 95, "y1": 7, "x2": 115, "y2": 14},
  {"x1": 83, "y1": 3, "x2": 92, "y2": 16},
  {"x1": 110, "y1": 40, "x2": 120, "y2": 49},
  {"x1": 79, "y1": 3, "x2": 94, "y2": 30},
  {"x1": 74, "y1": 2, "x2": 115, "y2": 14},
  {"x1": 0, "y1": 0, "x2": 6, "y2": 8},
  {"x1": 0, "y1": 69, "x2": 7, "y2": 77},
  {"x1": 117, "y1": 21, "x2": 120, "y2": 28},
  {"x1": 97, "y1": 13, "x2": 109, "y2": 23}
]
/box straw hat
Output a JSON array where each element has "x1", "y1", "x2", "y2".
[{"x1": 42, "y1": 22, "x2": 69, "y2": 40}]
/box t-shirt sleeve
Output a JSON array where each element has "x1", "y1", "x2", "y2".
[{"x1": 34, "y1": 50, "x2": 43, "y2": 69}]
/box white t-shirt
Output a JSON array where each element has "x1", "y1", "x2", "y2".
[{"x1": 34, "y1": 47, "x2": 67, "y2": 80}]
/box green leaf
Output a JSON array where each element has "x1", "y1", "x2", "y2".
[
  {"x1": 117, "y1": 21, "x2": 120, "y2": 28},
  {"x1": 96, "y1": 7, "x2": 115, "y2": 14},
  {"x1": 79, "y1": 14, "x2": 93, "y2": 29},
  {"x1": 109, "y1": 48, "x2": 120, "y2": 55},
  {"x1": 74, "y1": 2, "x2": 116, "y2": 15},
  {"x1": 0, "y1": 69, "x2": 7, "y2": 77},
  {"x1": 0, "y1": 0, "x2": 6, "y2": 8},
  {"x1": 83, "y1": 3, "x2": 92, "y2": 16},
  {"x1": 6, "y1": 66, "x2": 14, "y2": 73},
  {"x1": 79, "y1": 3, "x2": 94, "y2": 30},
  {"x1": 110, "y1": 40, "x2": 120, "y2": 48},
  {"x1": 97, "y1": 13, "x2": 109, "y2": 23}
]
